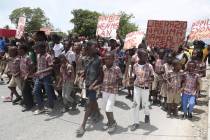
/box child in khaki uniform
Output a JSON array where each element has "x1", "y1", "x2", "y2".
[{"x1": 167, "y1": 59, "x2": 183, "y2": 117}]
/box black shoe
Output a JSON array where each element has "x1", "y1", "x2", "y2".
[
  {"x1": 126, "y1": 94, "x2": 132, "y2": 99},
  {"x1": 22, "y1": 106, "x2": 32, "y2": 112},
  {"x1": 145, "y1": 115, "x2": 150, "y2": 123},
  {"x1": 182, "y1": 113, "x2": 188, "y2": 119},
  {"x1": 12, "y1": 97, "x2": 22, "y2": 105},
  {"x1": 188, "y1": 112, "x2": 192, "y2": 119},
  {"x1": 130, "y1": 123, "x2": 139, "y2": 131}
]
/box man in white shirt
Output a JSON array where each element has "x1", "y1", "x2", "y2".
[
  {"x1": 52, "y1": 34, "x2": 64, "y2": 57},
  {"x1": 62, "y1": 40, "x2": 76, "y2": 64}
]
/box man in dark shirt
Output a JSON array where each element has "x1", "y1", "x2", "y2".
[{"x1": 76, "y1": 40, "x2": 103, "y2": 136}]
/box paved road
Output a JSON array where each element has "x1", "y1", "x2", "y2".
[{"x1": 0, "y1": 83, "x2": 205, "y2": 140}]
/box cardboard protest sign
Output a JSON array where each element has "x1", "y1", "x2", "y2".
[
  {"x1": 15, "y1": 17, "x2": 26, "y2": 39},
  {"x1": 96, "y1": 15, "x2": 120, "y2": 38},
  {"x1": 124, "y1": 31, "x2": 145, "y2": 50},
  {"x1": 40, "y1": 27, "x2": 51, "y2": 35},
  {"x1": 146, "y1": 20, "x2": 187, "y2": 49},
  {"x1": 189, "y1": 19, "x2": 210, "y2": 41}
]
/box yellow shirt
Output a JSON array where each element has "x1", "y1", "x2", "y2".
[{"x1": 203, "y1": 48, "x2": 209, "y2": 62}]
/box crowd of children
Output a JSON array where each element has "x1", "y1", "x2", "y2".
[{"x1": 0, "y1": 32, "x2": 209, "y2": 136}]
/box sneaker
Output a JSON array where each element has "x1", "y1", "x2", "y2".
[
  {"x1": 108, "y1": 121, "x2": 117, "y2": 133},
  {"x1": 103, "y1": 122, "x2": 110, "y2": 130},
  {"x1": 130, "y1": 123, "x2": 139, "y2": 131},
  {"x1": 34, "y1": 108, "x2": 45, "y2": 115},
  {"x1": 22, "y1": 106, "x2": 32, "y2": 112},
  {"x1": 188, "y1": 112, "x2": 193, "y2": 119},
  {"x1": 182, "y1": 113, "x2": 188, "y2": 119},
  {"x1": 167, "y1": 113, "x2": 171, "y2": 118},
  {"x1": 145, "y1": 115, "x2": 150, "y2": 123},
  {"x1": 45, "y1": 107, "x2": 53, "y2": 113},
  {"x1": 76, "y1": 127, "x2": 85, "y2": 136},
  {"x1": 12, "y1": 97, "x2": 22, "y2": 105},
  {"x1": 126, "y1": 94, "x2": 132, "y2": 99}
]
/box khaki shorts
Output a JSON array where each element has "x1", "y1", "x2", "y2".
[
  {"x1": 167, "y1": 89, "x2": 181, "y2": 104},
  {"x1": 160, "y1": 83, "x2": 168, "y2": 97},
  {"x1": 8, "y1": 76, "x2": 23, "y2": 91}
]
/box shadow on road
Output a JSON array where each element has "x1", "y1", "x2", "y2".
[{"x1": 115, "y1": 100, "x2": 131, "y2": 110}]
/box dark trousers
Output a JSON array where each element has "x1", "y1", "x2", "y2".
[{"x1": 22, "y1": 78, "x2": 34, "y2": 108}]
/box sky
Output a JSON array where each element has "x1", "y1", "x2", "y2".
[{"x1": 1, "y1": 0, "x2": 210, "y2": 33}]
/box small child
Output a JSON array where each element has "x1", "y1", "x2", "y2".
[
  {"x1": 101, "y1": 52, "x2": 122, "y2": 133},
  {"x1": 6, "y1": 46, "x2": 22, "y2": 104},
  {"x1": 57, "y1": 54, "x2": 75, "y2": 112},
  {"x1": 167, "y1": 59, "x2": 183, "y2": 117},
  {"x1": 182, "y1": 61, "x2": 200, "y2": 119},
  {"x1": 160, "y1": 54, "x2": 174, "y2": 110},
  {"x1": 18, "y1": 44, "x2": 34, "y2": 112},
  {"x1": 152, "y1": 49, "x2": 165, "y2": 104},
  {"x1": 124, "y1": 48, "x2": 136, "y2": 100}
]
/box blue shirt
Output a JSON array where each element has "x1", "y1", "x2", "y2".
[{"x1": 0, "y1": 39, "x2": 5, "y2": 52}]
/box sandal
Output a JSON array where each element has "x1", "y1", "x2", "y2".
[{"x1": 76, "y1": 127, "x2": 85, "y2": 136}]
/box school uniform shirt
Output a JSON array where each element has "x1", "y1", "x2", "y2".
[
  {"x1": 37, "y1": 53, "x2": 53, "y2": 79},
  {"x1": 101, "y1": 65, "x2": 122, "y2": 94},
  {"x1": 62, "y1": 50, "x2": 76, "y2": 64},
  {"x1": 53, "y1": 43, "x2": 64, "y2": 57},
  {"x1": 7, "y1": 56, "x2": 20, "y2": 75},
  {"x1": 60, "y1": 63, "x2": 75, "y2": 83},
  {"x1": 133, "y1": 63, "x2": 154, "y2": 88},
  {"x1": 20, "y1": 55, "x2": 33, "y2": 79},
  {"x1": 183, "y1": 73, "x2": 199, "y2": 95},
  {"x1": 168, "y1": 71, "x2": 183, "y2": 90}
]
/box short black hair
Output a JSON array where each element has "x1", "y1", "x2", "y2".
[
  {"x1": 34, "y1": 31, "x2": 47, "y2": 42},
  {"x1": 86, "y1": 40, "x2": 97, "y2": 48}
]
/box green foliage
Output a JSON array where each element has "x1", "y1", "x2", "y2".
[
  {"x1": 70, "y1": 9, "x2": 138, "y2": 38},
  {"x1": 70, "y1": 9, "x2": 100, "y2": 37},
  {"x1": 9, "y1": 7, "x2": 52, "y2": 33},
  {"x1": 118, "y1": 12, "x2": 138, "y2": 38}
]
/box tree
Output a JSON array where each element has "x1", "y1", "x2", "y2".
[
  {"x1": 70, "y1": 9, "x2": 138, "y2": 38},
  {"x1": 3, "y1": 25, "x2": 10, "y2": 29},
  {"x1": 9, "y1": 7, "x2": 52, "y2": 33},
  {"x1": 118, "y1": 12, "x2": 138, "y2": 38},
  {"x1": 70, "y1": 9, "x2": 100, "y2": 37}
]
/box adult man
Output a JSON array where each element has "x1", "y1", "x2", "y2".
[{"x1": 76, "y1": 40, "x2": 103, "y2": 136}]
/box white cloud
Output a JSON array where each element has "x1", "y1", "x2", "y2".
[{"x1": 1, "y1": 0, "x2": 210, "y2": 34}]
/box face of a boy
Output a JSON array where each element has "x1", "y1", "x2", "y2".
[
  {"x1": 188, "y1": 63, "x2": 195, "y2": 72},
  {"x1": 138, "y1": 50, "x2": 148, "y2": 63},
  {"x1": 105, "y1": 54, "x2": 114, "y2": 67}
]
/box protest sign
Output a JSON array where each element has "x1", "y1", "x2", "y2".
[
  {"x1": 146, "y1": 20, "x2": 187, "y2": 49},
  {"x1": 15, "y1": 17, "x2": 26, "y2": 39},
  {"x1": 40, "y1": 27, "x2": 51, "y2": 35},
  {"x1": 96, "y1": 15, "x2": 120, "y2": 38},
  {"x1": 189, "y1": 19, "x2": 210, "y2": 41},
  {"x1": 123, "y1": 31, "x2": 145, "y2": 50}
]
